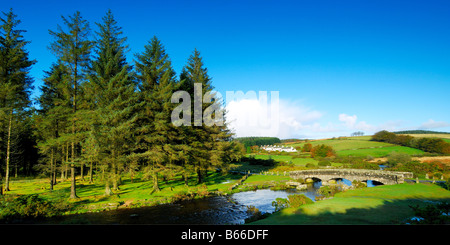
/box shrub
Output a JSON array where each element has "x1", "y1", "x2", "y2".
[
  {"x1": 245, "y1": 205, "x2": 270, "y2": 223},
  {"x1": 0, "y1": 194, "x2": 65, "y2": 223},
  {"x1": 316, "y1": 185, "x2": 342, "y2": 199},
  {"x1": 352, "y1": 181, "x2": 367, "y2": 189},
  {"x1": 272, "y1": 198, "x2": 289, "y2": 212},
  {"x1": 387, "y1": 160, "x2": 449, "y2": 179},
  {"x1": 311, "y1": 144, "x2": 336, "y2": 158},
  {"x1": 387, "y1": 152, "x2": 411, "y2": 167},
  {"x1": 302, "y1": 143, "x2": 312, "y2": 152},
  {"x1": 318, "y1": 160, "x2": 332, "y2": 167},
  {"x1": 408, "y1": 202, "x2": 450, "y2": 224},
  {"x1": 351, "y1": 161, "x2": 380, "y2": 170},
  {"x1": 287, "y1": 194, "x2": 313, "y2": 208}
]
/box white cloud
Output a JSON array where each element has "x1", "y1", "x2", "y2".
[
  {"x1": 225, "y1": 98, "x2": 323, "y2": 139},
  {"x1": 418, "y1": 119, "x2": 450, "y2": 129},
  {"x1": 338, "y1": 114, "x2": 357, "y2": 128},
  {"x1": 225, "y1": 99, "x2": 450, "y2": 140}
]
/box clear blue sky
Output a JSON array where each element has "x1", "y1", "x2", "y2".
[{"x1": 4, "y1": 0, "x2": 450, "y2": 138}]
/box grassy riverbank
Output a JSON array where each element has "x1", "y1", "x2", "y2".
[
  {"x1": 249, "y1": 183, "x2": 450, "y2": 224},
  {"x1": 0, "y1": 170, "x2": 290, "y2": 218}
]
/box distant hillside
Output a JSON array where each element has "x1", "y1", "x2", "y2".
[
  {"x1": 233, "y1": 137, "x2": 281, "y2": 148},
  {"x1": 393, "y1": 130, "x2": 450, "y2": 135}
]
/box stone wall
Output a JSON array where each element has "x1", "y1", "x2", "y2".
[{"x1": 290, "y1": 169, "x2": 413, "y2": 185}]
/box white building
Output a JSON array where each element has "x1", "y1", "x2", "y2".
[{"x1": 260, "y1": 145, "x2": 297, "y2": 152}]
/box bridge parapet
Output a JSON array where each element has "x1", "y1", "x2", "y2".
[{"x1": 290, "y1": 169, "x2": 413, "y2": 185}]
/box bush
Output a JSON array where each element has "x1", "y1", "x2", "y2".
[
  {"x1": 316, "y1": 185, "x2": 342, "y2": 199},
  {"x1": 351, "y1": 161, "x2": 380, "y2": 170},
  {"x1": 387, "y1": 152, "x2": 411, "y2": 167},
  {"x1": 245, "y1": 205, "x2": 271, "y2": 223},
  {"x1": 272, "y1": 198, "x2": 289, "y2": 212},
  {"x1": 387, "y1": 161, "x2": 448, "y2": 179},
  {"x1": 318, "y1": 160, "x2": 332, "y2": 167},
  {"x1": 311, "y1": 144, "x2": 336, "y2": 158},
  {"x1": 287, "y1": 194, "x2": 313, "y2": 208},
  {"x1": 408, "y1": 202, "x2": 450, "y2": 224},
  {"x1": 0, "y1": 194, "x2": 65, "y2": 223},
  {"x1": 302, "y1": 143, "x2": 312, "y2": 152}
]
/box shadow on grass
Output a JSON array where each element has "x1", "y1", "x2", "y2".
[{"x1": 253, "y1": 196, "x2": 450, "y2": 225}]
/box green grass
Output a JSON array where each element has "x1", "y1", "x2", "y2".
[
  {"x1": 285, "y1": 136, "x2": 425, "y2": 158},
  {"x1": 249, "y1": 154, "x2": 344, "y2": 167},
  {"x1": 337, "y1": 145, "x2": 425, "y2": 157},
  {"x1": 4, "y1": 172, "x2": 250, "y2": 214},
  {"x1": 289, "y1": 137, "x2": 393, "y2": 151},
  {"x1": 252, "y1": 154, "x2": 318, "y2": 165},
  {"x1": 243, "y1": 174, "x2": 291, "y2": 185},
  {"x1": 250, "y1": 183, "x2": 450, "y2": 224}
]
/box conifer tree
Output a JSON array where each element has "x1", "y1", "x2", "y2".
[
  {"x1": 0, "y1": 9, "x2": 35, "y2": 192},
  {"x1": 35, "y1": 62, "x2": 71, "y2": 190},
  {"x1": 178, "y1": 49, "x2": 236, "y2": 183},
  {"x1": 88, "y1": 10, "x2": 136, "y2": 195},
  {"x1": 48, "y1": 11, "x2": 92, "y2": 198},
  {"x1": 134, "y1": 36, "x2": 178, "y2": 192}
]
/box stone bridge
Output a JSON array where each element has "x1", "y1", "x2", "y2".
[{"x1": 290, "y1": 169, "x2": 413, "y2": 185}]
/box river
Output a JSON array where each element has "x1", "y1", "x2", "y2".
[
  {"x1": 42, "y1": 179, "x2": 381, "y2": 224},
  {"x1": 42, "y1": 182, "x2": 323, "y2": 225}
]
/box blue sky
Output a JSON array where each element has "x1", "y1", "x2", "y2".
[{"x1": 4, "y1": 0, "x2": 450, "y2": 139}]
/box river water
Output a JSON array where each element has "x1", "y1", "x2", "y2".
[
  {"x1": 43, "y1": 179, "x2": 381, "y2": 224},
  {"x1": 43, "y1": 182, "x2": 323, "y2": 225}
]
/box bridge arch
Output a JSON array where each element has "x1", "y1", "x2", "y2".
[{"x1": 290, "y1": 169, "x2": 412, "y2": 186}]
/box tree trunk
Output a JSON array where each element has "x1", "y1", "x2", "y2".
[
  {"x1": 70, "y1": 59, "x2": 78, "y2": 199},
  {"x1": 65, "y1": 142, "x2": 69, "y2": 180},
  {"x1": 50, "y1": 148, "x2": 54, "y2": 191},
  {"x1": 4, "y1": 112, "x2": 12, "y2": 192},
  {"x1": 184, "y1": 173, "x2": 188, "y2": 186},
  {"x1": 129, "y1": 168, "x2": 133, "y2": 183},
  {"x1": 197, "y1": 168, "x2": 203, "y2": 184},
  {"x1": 80, "y1": 162, "x2": 84, "y2": 181},
  {"x1": 89, "y1": 160, "x2": 93, "y2": 184},
  {"x1": 0, "y1": 173, "x2": 3, "y2": 196},
  {"x1": 60, "y1": 146, "x2": 64, "y2": 181},
  {"x1": 152, "y1": 172, "x2": 160, "y2": 193},
  {"x1": 104, "y1": 177, "x2": 113, "y2": 196}
]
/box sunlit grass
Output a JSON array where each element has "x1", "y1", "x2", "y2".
[
  {"x1": 337, "y1": 146, "x2": 424, "y2": 157},
  {"x1": 250, "y1": 183, "x2": 450, "y2": 224}
]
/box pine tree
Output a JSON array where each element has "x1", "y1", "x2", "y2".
[
  {"x1": 134, "y1": 36, "x2": 178, "y2": 192},
  {"x1": 178, "y1": 49, "x2": 235, "y2": 183},
  {"x1": 0, "y1": 9, "x2": 36, "y2": 192},
  {"x1": 35, "y1": 62, "x2": 71, "y2": 190},
  {"x1": 48, "y1": 11, "x2": 92, "y2": 199},
  {"x1": 88, "y1": 10, "x2": 136, "y2": 195}
]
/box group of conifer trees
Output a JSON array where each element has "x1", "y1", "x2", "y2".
[{"x1": 0, "y1": 9, "x2": 244, "y2": 198}]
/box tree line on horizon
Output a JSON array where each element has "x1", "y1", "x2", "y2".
[
  {"x1": 233, "y1": 137, "x2": 281, "y2": 148},
  {"x1": 0, "y1": 9, "x2": 244, "y2": 198},
  {"x1": 371, "y1": 130, "x2": 450, "y2": 154}
]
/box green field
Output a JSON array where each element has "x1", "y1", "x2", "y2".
[
  {"x1": 289, "y1": 137, "x2": 393, "y2": 151},
  {"x1": 337, "y1": 146, "x2": 425, "y2": 157},
  {"x1": 249, "y1": 154, "x2": 344, "y2": 168},
  {"x1": 286, "y1": 136, "x2": 425, "y2": 157},
  {"x1": 250, "y1": 183, "x2": 450, "y2": 224}
]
